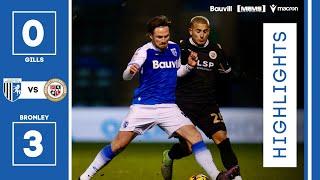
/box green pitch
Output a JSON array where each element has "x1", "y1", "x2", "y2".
[{"x1": 73, "y1": 143, "x2": 304, "y2": 180}]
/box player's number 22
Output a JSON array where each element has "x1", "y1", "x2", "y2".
[
  {"x1": 22, "y1": 19, "x2": 44, "y2": 47},
  {"x1": 23, "y1": 130, "x2": 43, "y2": 157}
]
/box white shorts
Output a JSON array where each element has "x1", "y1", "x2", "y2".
[{"x1": 119, "y1": 104, "x2": 193, "y2": 137}]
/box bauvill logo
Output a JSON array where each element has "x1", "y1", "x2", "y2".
[
  {"x1": 210, "y1": 6, "x2": 233, "y2": 12},
  {"x1": 152, "y1": 60, "x2": 178, "y2": 69}
]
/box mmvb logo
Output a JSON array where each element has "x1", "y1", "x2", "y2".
[
  {"x1": 237, "y1": 5, "x2": 266, "y2": 13},
  {"x1": 3, "y1": 78, "x2": 22, "y2": 102}
]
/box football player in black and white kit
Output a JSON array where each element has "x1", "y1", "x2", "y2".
[{"x1": 161, "y1": 16, "x2": 242, "y2": 180}]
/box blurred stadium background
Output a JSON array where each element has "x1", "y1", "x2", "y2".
[{"x1": 72, "y1": 0, "x2": 304, "y2": 179}]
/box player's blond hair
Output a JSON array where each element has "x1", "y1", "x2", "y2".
[{"x1": 189, "y1": 16, "x2": 210, "y2": 27}]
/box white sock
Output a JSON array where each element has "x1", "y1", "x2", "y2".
[
  {"x1": 234, "y1": 175, "x2": 243, "y2": 180},
  {"x1": 80, "y1": 145, "x2": 115, "y2": 179},
  {"x1": 192, "y1": 141, "x2": 220, "y2": 179}
]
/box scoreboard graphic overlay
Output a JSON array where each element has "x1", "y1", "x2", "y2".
[{"x1": 0, "y1": 0, "x2": 70, "y2": 179}]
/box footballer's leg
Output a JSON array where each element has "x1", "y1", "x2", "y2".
[
  {"x1": 213, "y1": 131, "x2": 242, "y2": 180},
  {"x1": 161, "y1": 137, "x2": 191, "y2": 180},
  {"x1": 198, "y1": 104, "x2": 242, "y2": 179},
  {"x1": 161, "y1": 149, "x2": 173, "y2": 180},
  {"x1": 161, "y1": 103, "x2": 197, "y2": 166},
  {"x1": 79, "y1": 131, "x2": 137, "y2": 180},
  {"x1": 175, "y1": 125, "x2": 221, "y2": 180},
  {"x1": 158, "y1": 105, "x2": 221, "y2": 180}
]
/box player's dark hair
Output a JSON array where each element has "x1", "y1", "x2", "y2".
[{"x1": 147, "y1": 15, "x2": 171, "y2": 34}]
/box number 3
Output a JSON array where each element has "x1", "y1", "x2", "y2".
[{"x1": 23, "y1": 130, "x2": 43, "y2": 157}]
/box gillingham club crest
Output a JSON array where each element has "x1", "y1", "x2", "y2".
[
  {"x1": 44, "y1": 78, "x2": 67, "y2": 102},
  {"x1": 3, "y1": 78, "x2": 22, "y2": 102},
  {"x1": 170, "y1": 48, "x2": 177, "y2": 57}
]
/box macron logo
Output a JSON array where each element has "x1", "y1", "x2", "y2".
[
  {"x1": 270, "y1": 4, "x2": 299, "y2": 13},
  {"x1": 270, "y1": 4, "x2": 277, "y2": 13},
  {"x1": 152, "y1": 60, "x2": 177, "y2": 69}
]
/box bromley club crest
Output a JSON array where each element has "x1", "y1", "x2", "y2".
[
  {"x1": 44, "y1": 78, "x2": 67, "y2": 102},
  {"x1": 209, "y1": 51, "x2": 217, "y2": 59},
  {"x1": 3, "y1": 78, "x2": 22, "y2": 102}
]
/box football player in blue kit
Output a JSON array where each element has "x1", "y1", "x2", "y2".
[
  {"x1": 79, "y1": 15, "x2": 229, "y2": 180},
  {"x1": 160, "y1": 16, "x2": 242, "y2": 180}
]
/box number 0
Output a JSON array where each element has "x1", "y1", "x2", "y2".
[
  {"x1": 22, "y1": 19, "x2": 44, "y2": 47},
  {"x1": 23, "y1": 130, "x2": 43, "y2": 157}
]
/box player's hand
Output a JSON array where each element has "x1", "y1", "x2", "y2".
[
  {"x1": 187, "y1": 49, "x2": 198, "y2": 67},
  {"x1": 129, "y1": 64, "x2": 140, "y2": 75}
]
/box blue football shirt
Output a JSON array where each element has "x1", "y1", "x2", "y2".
[{"x1": 127, "y1": 41, "x2": 181, "y2": 105}]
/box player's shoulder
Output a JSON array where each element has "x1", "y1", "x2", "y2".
[
  {"x1": 208, "y1": 41, "x2": 223, "y2": 50},
  {"x1": 168, "y1": 41, "x2": 180, "y2": 49},
  {"x1": 178, "y1": 39, "x2": 190, "y2": 49},
  {"x1": 167, "y1": 41, "x2": 181, "y2": 55},
  {"x1": 139, "y1": 42, "x2": 153, "y2": 51},
  {"x1": 131, "y1": 42, "x2": 152, "y2": 58},
  {"x1": 216, "y1": 43, "x2": 223, "y2": 49},
  {"x1": 134, "y1": 42, "x2": 154, "y2": 55}
]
